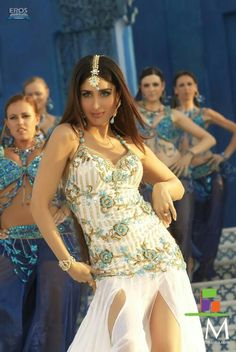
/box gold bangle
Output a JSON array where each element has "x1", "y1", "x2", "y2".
[{"x1": 58, "y1": 255, "x2": 76, "y2": 271}]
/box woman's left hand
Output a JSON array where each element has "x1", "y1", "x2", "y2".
[
  {"x1": 169, "y1": 153, "x2": 193, "y2": 177},
  {"x1": 206, "y1": 153, "x2": 225, "y2": 168},
  {"x1": 152, "y1": 183, "x2": 177, "y2": 227},
  {"x1": 53, "y1": 205, "x2": 71, "y2": 225}
]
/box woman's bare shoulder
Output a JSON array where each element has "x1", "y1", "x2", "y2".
[
  {"x1": 51, "y1": 123, "x2": 79, "y2": 141},
  {"x1": 125, "y1": 137, "x2": 145, "y2": 160}
]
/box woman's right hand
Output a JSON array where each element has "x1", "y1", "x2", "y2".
[{"x1": 69, "y1": 261, "x2": 97, "y2": 291}]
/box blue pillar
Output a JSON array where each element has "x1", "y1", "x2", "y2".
[{"x1": 56, "y1": 0, "x2": 138, "y2": 102}]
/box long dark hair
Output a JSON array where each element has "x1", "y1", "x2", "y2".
[
  {"x1": 60, "y1": 55, "x2": 145, "y2": 151},
  {"x1": 171, "y1": 70, "x2": 200, "y2": 108},
  {"x1": 135, "y1": 66, "x2": 165, "y2": 102}
]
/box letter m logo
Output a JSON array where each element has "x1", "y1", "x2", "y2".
[{"x1": 205, "y1": 318, "x2": 229, "y2": 340}]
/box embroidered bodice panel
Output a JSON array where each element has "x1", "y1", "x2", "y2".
[
  {"x1": 190, "y1": 108, "x2": 206, "y2": 129},
  {"x1": 0, "y1": 147, "x2": 63, "y2": 214},
  {"x1": 0, "y1": 148, "x2": 41, "y2": 214},
  {"x1": 64, "y1": 132, "x2": 185, "y2": 278},
  {"x1": 138, "y1": 106, "x2": 183, "y2": 149}
]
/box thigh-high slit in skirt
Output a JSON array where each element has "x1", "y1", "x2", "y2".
[{"x1": 68, "y1": 269, "x2": 205, "y2": 352}]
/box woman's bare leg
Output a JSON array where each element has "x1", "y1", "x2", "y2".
[{"x1": 150, "y1": 293, "x2": 181, "y2": 352}]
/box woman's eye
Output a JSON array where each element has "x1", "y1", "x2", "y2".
[
  {"x1": 152, "y1": 83, "x2": 159, "y2": 87},
  {"x1": 81, "y1": 91, "x2": 91, "y2": 97},
  {"x1": 100, "y1": 90, "x2": 111, "y2": 97},
  {"x1": 23, "y1": 114, "x2": 31, "y2": 118}
]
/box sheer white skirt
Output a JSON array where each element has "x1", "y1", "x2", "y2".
[{"x1": 68, "y1": 269, "x2": 206, "y2": 352}]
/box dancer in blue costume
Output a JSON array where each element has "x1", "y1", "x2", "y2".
[
  {"x1": 173, "y1": 71, "x2": 236, "y2": 281},
  {"x1": 0, "y1": 94, "x2": 86, "y2": 352},
  {"x1": 31, "y1": 55, "x2": 206, "y2": 351},
  {"x1": 1, "y1": 77, "x2": 59, "y2": 147},
  {"x1": 136, "y1": 67, "x2": 215, "y2": 276}
]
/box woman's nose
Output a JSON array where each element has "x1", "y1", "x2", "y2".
[
  {"x1": 18, "y1": 117, "x2": 24, "y2": 125},
  {"x1": 92, "y1": 96, "x2": 100, "y2": 110}
]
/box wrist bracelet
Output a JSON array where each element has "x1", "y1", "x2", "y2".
[
  {"x1": 220, "y1": 152, "x2": 228, "y2": 161},
  {"x1": 184, "y1": 150, "x2": 195, "y2": 159},
  {"x1": 58, "y1": 255, "x2": 76, "y2": 271}
]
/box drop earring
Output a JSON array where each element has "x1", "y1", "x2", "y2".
[{"x1": 110, "y1": 101, "x2": 121, "y2": 125}]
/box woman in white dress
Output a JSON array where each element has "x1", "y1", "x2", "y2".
[{"x1": 31, "y1": 55, "x2": 206, "y2": 351}]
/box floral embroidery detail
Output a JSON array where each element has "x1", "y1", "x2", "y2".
[
  {"x1": 142, "y1": 248, "x2": 159, "y2": 261},
  {"x1": 100, "y1": 194, "x2": 114, "y2": 211},
  {"x1": 99, "y1": 249, "x2": 113, "y2": 264},
  {"x1": 140, "y1": 201, "x2": 152, "y2": 214},
  {"x1": 112, "y1": 222, "x2": 129, "y2": 239},
  {"x1": 75, "y1": 147, "x2": 91, "y2": 163},
  {"x1": 65, "y1": 183, "x2": 81, "y2": 205}
]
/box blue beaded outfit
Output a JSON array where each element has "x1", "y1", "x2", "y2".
[
  {"x1": 137, "y1": 105, "x2": 194, "y2": 266},
  {"x1": 0, "y1": 145, "x2": 86, "y2": 352},
  {"x1": 66, "y1": 130, "x2": 205, "y2": 352},
  {"x1": 185, "y1": 108, "x2": 228, "y2": 281}
]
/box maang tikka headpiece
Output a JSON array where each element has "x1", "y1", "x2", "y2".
[{"x1": 88, "y1": 55, "x2": 100, "y2": 90}]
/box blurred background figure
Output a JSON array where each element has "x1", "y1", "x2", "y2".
[
  {"x1": 172, "y1": 70, "x2": 236, "y2": 282},
  {"x1": 135, "y1": 66, "x2": 215, "y2": 277},
  {"x1": 23, "y1": 76, "x2": 60, "y2": 139},
  {"x1": 0, "y1": 94, "x2": 86, "y2": 352}
]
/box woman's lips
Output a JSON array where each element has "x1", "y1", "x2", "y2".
[{"x1": 91, "y1": 112, "x2": 104, "y2": 118}]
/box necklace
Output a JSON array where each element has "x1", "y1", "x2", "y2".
[
  {"x1": 179, "y1": 107, "x2": 198, "y2": 119},
  {"x1": 13, "y1": 139, "x2": 42, "y2": 165},
  {"x1": 141, "y1": 102, "x2": 165, "y2": 125},
  {"x1": 142, "y1": 101, "x2": 164, "y2": 113},
  {"x1": 86, "y1": 130, "x2": 115, "y2": 149},
  {"x1": 96, "y1": 136, "x2": 115, "y2": 148}
]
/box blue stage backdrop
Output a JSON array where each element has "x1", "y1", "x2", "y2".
[
  {"x1": 0, "y1": 0, "x2": 235, "y2": 226},
  {"x1": 132, "y1": 0, "x2": 236, "y2": 227}
]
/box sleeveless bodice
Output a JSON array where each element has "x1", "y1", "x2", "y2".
[
  {"x1": 65, "y1": 130, "x2": 185, "y2": 278},
  {"x1": 0, "y1": 146, "x2": 41, "y2": 213},
  {"x1": 190, "y1": 108, "x2": 206, "y2": 129},
  {"x1": 138, "y1": 105, "x2": 183, "y2": 148}
]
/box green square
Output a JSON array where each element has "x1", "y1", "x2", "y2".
[{"x1": 202, "y1": 288, "x2": 217, "y2": 298}]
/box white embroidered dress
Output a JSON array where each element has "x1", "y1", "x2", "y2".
[{"x1": 65, "y1": 130, "x2": 205, "y2": 352}]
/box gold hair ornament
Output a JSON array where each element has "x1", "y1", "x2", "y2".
[{"x1": 88, "y1": 55, "x2": 100, "y2": 90}]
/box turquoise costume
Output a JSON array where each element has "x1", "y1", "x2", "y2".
[
  {"x1": 185, "y1": 108, "x2": 228, "y2": 281},
  {"x1": 0, "y1": 145, "x2": 86, "y2": 352}
]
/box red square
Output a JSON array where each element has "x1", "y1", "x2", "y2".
[{"x1": 211, "y1": 301, "x2": 220, "y2": 312}]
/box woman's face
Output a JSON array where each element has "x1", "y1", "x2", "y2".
[
  {"x1": 24, "y1": 80, "x2": 49, "y2": 113},
  {"x1": 140, "y1": 74, "x2": 165, "y2": 103},
  {"x1": 6, "y1": 100, "x2": 39, "y2": 142},
  {"x1": 79, "y1": 77, "x2": 119, "y2": 127},
  {"x1": 174, "y1": 75, "x2": 198, "y2": 103}
]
